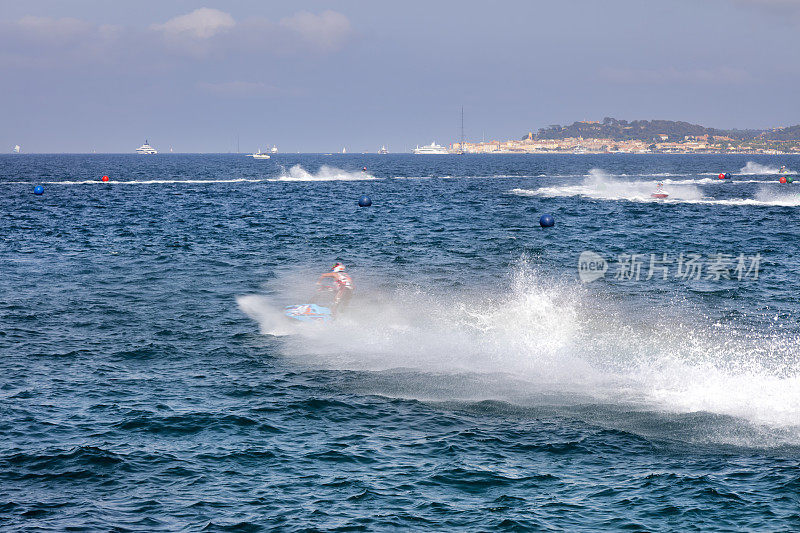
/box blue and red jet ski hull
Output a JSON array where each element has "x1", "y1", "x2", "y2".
[{"x1": 284, "y1": 304, "x2": 333, "y2": 323}]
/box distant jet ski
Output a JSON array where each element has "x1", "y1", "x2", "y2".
[
  {"x1": 284, "y1": 304, "x2": 332, "y2": 323},
  {"x1": 651, "y1": 182, "x2": 669, "y2": 199}
]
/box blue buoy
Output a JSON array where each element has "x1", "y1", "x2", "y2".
[
  {"x1": 33, "y1": 185, "x2": 44, "y2": 195},
  {"x1": 725, "y1": 172, "x2": 732, "y2": 179},
  {"x1": 539, "y1": 214, "x2": 555, "y2": 228},
  {"x1": 358, "y1": 195, "x2": 372, "y2": 207}
]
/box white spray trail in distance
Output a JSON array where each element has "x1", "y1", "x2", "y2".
[
  {"x1": 237, "y1": 260, "x2": 800, "y2": 442},
  {"x1": 273, "y1": 164, "x2": 377, "y2": 181},
  {"x1": 513, "y1": 168, "x2": 704, "y2": 203},
  {"x1": 740, "y1": 161, "x2": 794, "y2": 175},
  {"x1": 511, "y1": 168, "x2": 800, "y2": 207}
]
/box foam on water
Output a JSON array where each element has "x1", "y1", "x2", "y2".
[
  {"x1": 0, "y1": 178, "x2": 267, "y2": 185},
  {"x1": 658, "y1": 177, "x2": 764, "y2": 185},
  {"x1": 0, "y1": 165, "x2": 375, "y2": 185},
  {"x1": 512, "y1": 168, "x2": 704, "y2": 203},
  {"x1": 7, "y1": 153, "x2": 800, "y2": 529},
  {"x1": 274, "y1": 164, "x2": 377, "y2": 181},
  {"x1": 511, "y1": 168, "x2": 800, "y2": 206},
  {"x1": 740, "y1": 161, "x2": 796, "y2": 175},
  {"x1": 238, "y1": 261, "x2": 800, "y2": 443}
]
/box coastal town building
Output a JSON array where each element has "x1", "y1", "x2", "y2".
[{"x1": 449, "y1": 136, "x2": 800, "y2": 155}]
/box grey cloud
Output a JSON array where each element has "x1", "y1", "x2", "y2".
[
  {"x1": 0, "y1": 16, "x2": 123, "y2": 68},
  {"x1": 279, "y1": 10, "x2": 352, "y2": 51},
  {"x1": 196, "y1": 81, "x2": 302, "y2": 98},
  {"x1": 731, "y1": 0, "x2": 800, "y2": 7},
  {"x1": 600, "y1": 66, "x2": 752, "y2": 85},
  {"x1": 0, "y1": 8, "x2": 353, "y2": 68},
  {"x1": 150, "y1": 8, "x2": 353, "y2": 57},
  {"x1": 726, "y1": 0, "x2": 800, "y2": 16},
  {"x1": 16, "y1": 16, "x2": 93, "y2": 42},
  {"x1": 150, "y1": 8, "x2": 236, "y2": 40}
]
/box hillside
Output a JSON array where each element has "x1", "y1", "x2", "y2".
[{"x1": 531, "y1": 117, "x2": 799, "y2": 142}]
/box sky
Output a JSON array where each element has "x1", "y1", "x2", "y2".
[{"x1": 1, "y1": 0, "x2": 799, "y2": 153}]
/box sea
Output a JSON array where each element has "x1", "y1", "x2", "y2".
[{"x1": 1, "y1": 153, "x2": 799, "y2": 531}]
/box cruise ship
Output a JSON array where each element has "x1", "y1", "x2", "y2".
[
  {"x1": 413, "y1": 141, "x2": 449, "y2": 154},
  {"x1": 136, "y1": 140, "x2": 157, "y2": 154}
]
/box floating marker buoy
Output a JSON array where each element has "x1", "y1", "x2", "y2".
[
  {"x1": 788, "y1": 176, "x2": 794, "y2": 184},
  {"x1": 362, "y1": 167, "x2": 367, "y2": 172},
  {"x1": 539, "y1": 214, "x2": 555, "y2": 228},
  {"x1": 724, "y1": 172, "x2": 731, "y2": 179},
  {"x1": 718, "y1": 173, "x2": 725, "y2": 180},
  {"x1": 358, "y1": 195, "x2": 372, "y2": 207},
  {"x1": 780, "y1": 176, "x2": 787, "y2": 184},
  {"x1": 102, "y1": 175, "x2": 109, "y2": 182},
  {"x1": 34, "y1": 185, "x2": 44, "y2": 195}
]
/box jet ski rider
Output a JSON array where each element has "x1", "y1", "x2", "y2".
[{"x1": 317, "y1": 262, "x2": 353, "y2": 315}]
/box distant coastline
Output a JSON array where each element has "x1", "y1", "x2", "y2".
[{"x1": 450, "y1": 117, "x2": 800, "y2": 155}]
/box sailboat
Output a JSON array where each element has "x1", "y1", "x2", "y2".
[
  {"x1": 342, "y1": 147, "x2": 347, "y2": 154},
  {"x1": 12, "y1": 145, "x2": 21, "y2": 153}
]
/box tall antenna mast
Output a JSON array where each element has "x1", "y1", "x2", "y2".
[{"x1": 459, "y1": 106, "x2": 465, "y2": 154}]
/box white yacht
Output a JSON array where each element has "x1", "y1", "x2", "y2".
[
  {"x1": 250, "y1": 149, "x2": 271, "y2": 159},
  {"x1": 270, "y1": 145, "x2": 278, "y2": 154},
  {"x1": 136, "y1": 140, "x2": 157, "y2": 154},
  {"x1": 13, "y1": 145, "x2": 21, "y2": 153},
  {"x1": 413, "y1": 141, "x2": 449, "y2": 154},
  {"x1": 378, "y1": 145, "x2": 389, "y2": 154}
]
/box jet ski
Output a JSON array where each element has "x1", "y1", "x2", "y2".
[
  {"x1": 651, "y1": 182, "x2": 668, "y2": 199},
  {"x1": 284, "y1": 304, "x2": 332, "y2": 323}
]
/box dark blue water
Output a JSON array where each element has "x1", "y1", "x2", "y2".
[{"x1": 2, "y1": 154, "x2": 800, "y2": 531}]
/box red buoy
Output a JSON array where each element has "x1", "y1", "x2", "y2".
[
  {"x1": 362, "y1": 167, "x2": 367, "y2": 171},
  {"x1": 718, "y1": 173, "x2": 725, "y2": 180},
  {"x1": 102, "y1": 175, "x2": 109, "y2": 182},
  {"x1": 780, "y1": 176, "x2": 787, "y2": 184}
]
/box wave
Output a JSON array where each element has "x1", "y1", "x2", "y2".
[
  {"x1": 391, "y1": 174, "x2": 545, "y2": 180},
  {"x1": 8, "y1": 171, "x2": 772, "y2": 187},
  {"x1": 655, "y1": 178, "x2": 763, "y2": 185},
  {"x1": 512, "y1": 188, "x2": 800, "y2": 207},
  {"x1": 238, "y1": 261, "x2": 800, "y2": 445},
  {"x1": 739, "y1": 161, "x2": 796, "y2": 175},
  {"x1": 274, "y1": 165, "x2": 377, "y2": 181},
  {"x1": 0, "y1": 165, "x2": 377, "y2": 185},
  {"x1": 0, "y1": 178, "x2": 267, "y2": 185},
  {"x1": 510, "y1": 168, "x2": 800, "y2": 206},
  {"x1": 236, "y1": 294, "x2": 313, "y2": 337},
  {"x1": 511, "y1": 168, "x2": 704, "y2": 203}
]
